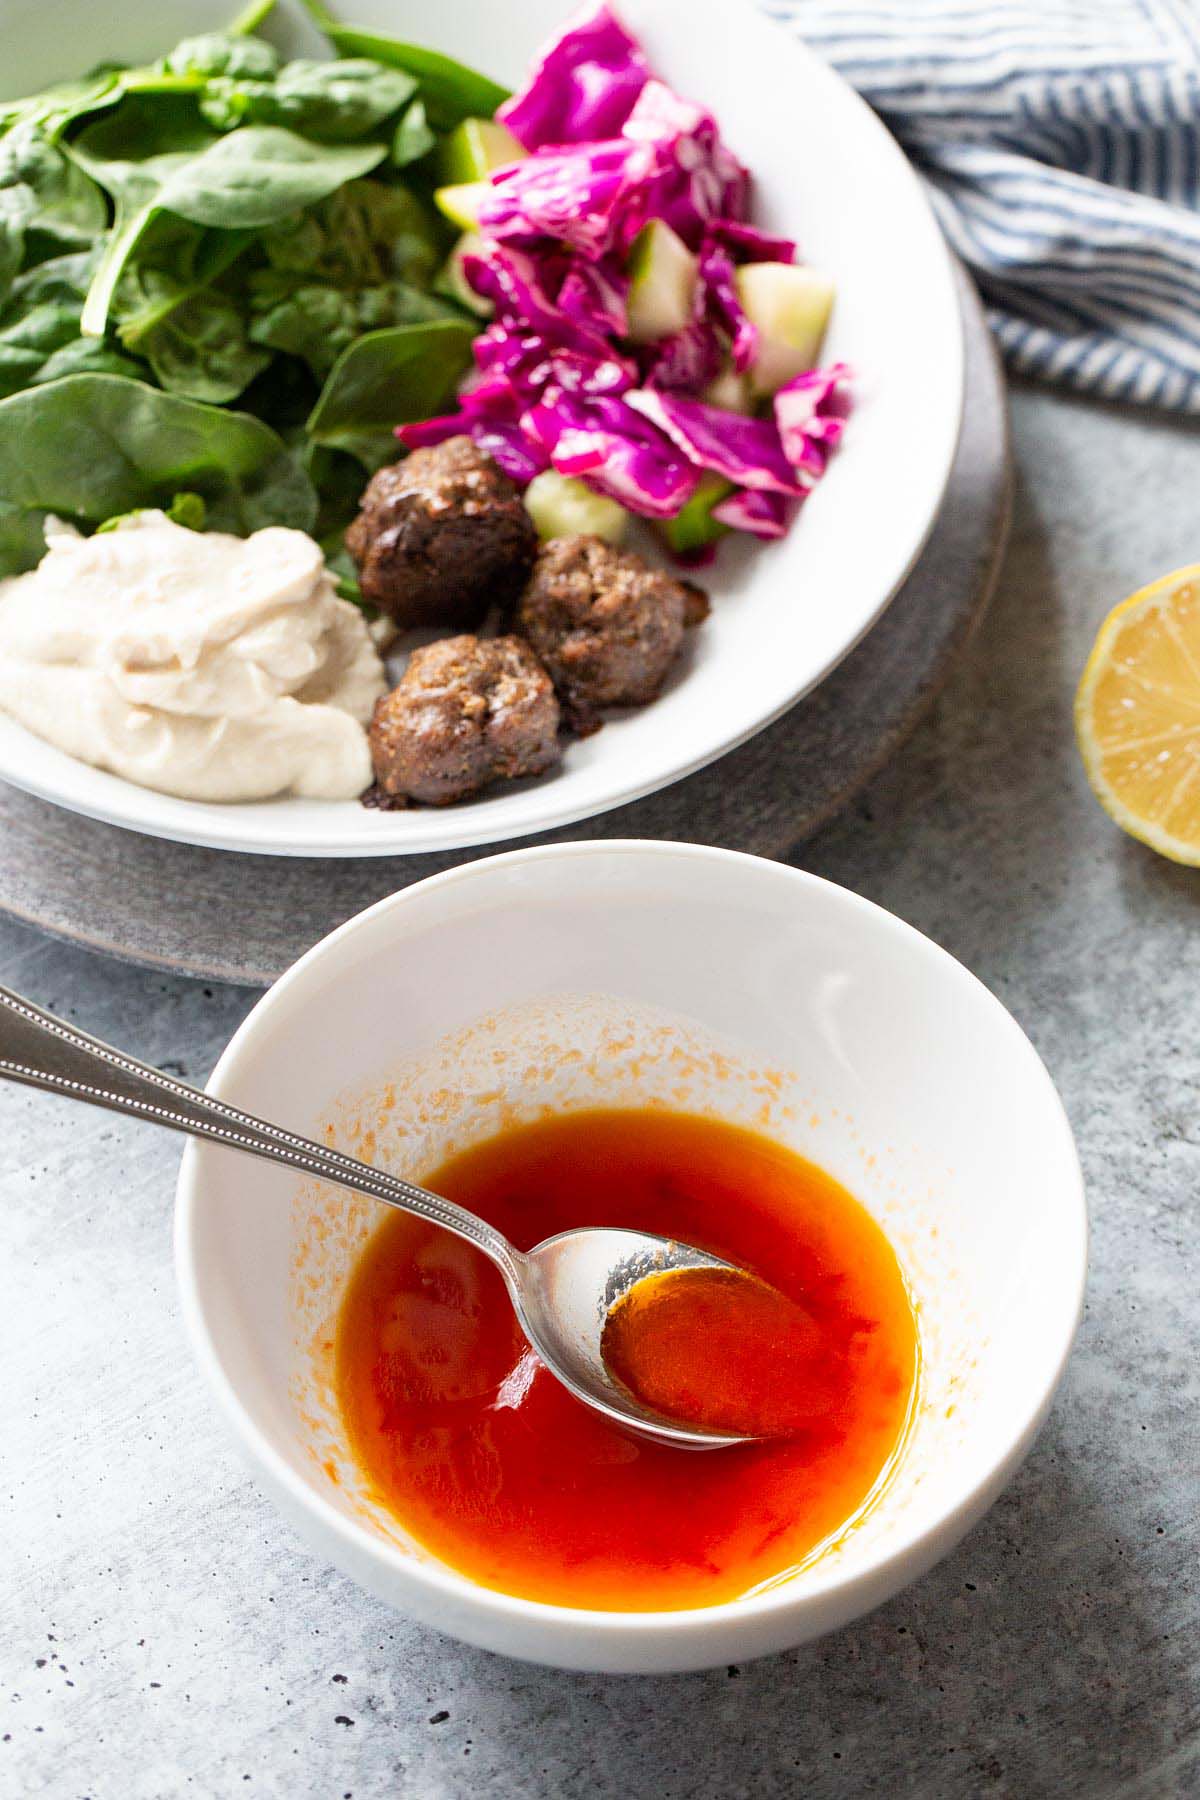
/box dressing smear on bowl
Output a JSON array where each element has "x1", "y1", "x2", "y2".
[{"x1": 335, "y1": 1109, "x2": 918, "y2": 1611}]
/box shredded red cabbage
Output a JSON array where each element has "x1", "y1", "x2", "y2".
[
  {"x1": 774, "y1": 363, "x2": 852, "y2": 482},
  {"x1": 642, "y1": 319, "x2": 724, "y2": 393},
  {"x1": 480, "y1": 138, "x2": 654, "y2": 258},
  {"x1": 624, "y1": 388, "x2": 806, "y2": 495},
  {"x1": 621, "y1": 82, "x2": 748, "y2": 248},
  {"x1": 558, "y1": 256, "x2": 630, "y2": 340},
  {"x1": 472, "y1": 322, "x2": 636, "y2": 400},
  {"x1": 402, "y1": 5, "x2": 847, "y2": 545},
  {"x1": 697, "y1": 237, "x2": 757, "y2": 374},
  {"x1": 706, "y1": 220, "x2": 797, "y2": 264},
  {"x1": 711, "y1": 488, "x2": 794, "y2": 539},
  {"x1": 397, "y1": 386, "x2": 550, "y2": 485},
  {"x1": 481, "y1": 80, "x2": 746, "y2": 258},
  {"x1": 691, "y1": 220, "x2": 800, "y2": 377},
  {"x1": 461, "y1": 243, "x2": 617, "y2": 362},
  {"x1": 523, "y1": 391, "x2": 699, "y2": 515},
  {"x1": 497, "y1": 3, "x2": 651, "y2": 150}
]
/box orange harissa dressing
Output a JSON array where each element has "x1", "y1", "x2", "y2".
[
  {"x1": 603, "y1": 1266, "x2": 848, "y2": 1438},
  {"x1": 335, "y1": 1110, "x2": 918, "y2": 1611}
]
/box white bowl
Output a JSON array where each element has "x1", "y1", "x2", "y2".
[
  {"x1": 0, "y1": 0, "x2": 962, "y2": 857},
  {"x1": 176, "y1": 841, "x2": 1085, "y2": 1672}
]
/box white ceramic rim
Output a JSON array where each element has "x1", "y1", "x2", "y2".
[
  {"x1": 0, "y1": 0, "x2": 965, "y2": 858},
  {"x1": 175, "y1": 840, "x2": 1087, "y2": 1645}
]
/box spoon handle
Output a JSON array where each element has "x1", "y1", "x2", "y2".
[{"x1": 0, "y1": 984, "x2": 519, "y2": 1276}]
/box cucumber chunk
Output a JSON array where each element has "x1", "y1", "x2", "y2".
[
  {"x1": 524, "y1": 470, "x2": 630, "y2": 546},
  {"x1": 659, "y1": 474, "x2": 734, "y2": 556},
  {"x1": 439, "y1": 116, "x2": 527, "y2": 184},
  {"x1": 735, "y1": 262, "x2": 835, "y2": 396},
  {"x1": 432, "y1": 233, "x2": 493, "y2": 318},
  {"x1": 433, "y1": 181, "x2": 490, "y2": 231},
  {"x1": 625, "y1": 219, "x2": 699, "y2": 344}
]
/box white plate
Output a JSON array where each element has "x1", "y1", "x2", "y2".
[{"x1": 0, "y1": 0, "x2": 963, "y2": 856}]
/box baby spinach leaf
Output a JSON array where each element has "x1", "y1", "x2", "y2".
[
  {"x1": 114, "y1": 215, "x2": 254, "y2": 344},
  {"x1": 305, "y1": 317, "x2": 473, "y2": 469},
  {"x1": 303, "y1": 440, "x2": 366, "y2": 534},
  {"x1": 95, "y1": 489, "x2": 207, "y2": 533},
  {"x1": 162, "y1": 33, "x2": 281, "y2": 82},
  {"x1": 122, "y1": 121, "x2": 389, "y2": 227},
  {"x1": 166, "y1": 488, "x2": 208, "y2": 528},
  {"x1": 0, "y1": 209, "x2": 25, "y2": 307},
  {"x1": 0, "y1": 252, "x2": 141, "y2": 397},
  {"x1": 237, "y1": 351, "x2": 321, "y2": 435},
  {"x1": 0, "y1": 498, "x2": 51, "y2": 572},
  {"x1": 249, "y1": 274, "x2": 452, "y2": 381},
  {"x1": 0, "y1": 321, "x2": 139, "y2": 400},
  {"x1": 0, "y1": 73, "x2": 125, "y2": 144},
  {"x1": 300, "y1": 440, "x2": 371, "y2": 602},
  {"x1": 0, "y1": 15, "x2": 279, "y2": 146},
  {"x1": 114, "y1": 217, "x2": 267, "y2": 403},
  {"x1": 318, "y1": 520, "x2": 372, "y2": 611},
  {"x1": 120, "y1": 278, "x2": 271, "y2": 402},
  {"x1": 296, "y1": 0, "x2": 508, "y2": 128},
  {"x1": 70, "y1": 97, "x2": 388, "y2": 336},
  {"x1": 0, "y1": 121, "x2": 107, "y2": 277},
  {"x1": 27, "y1": 337, "x2": 143, "y2": 386},
  {"x1": 0, "y1": 19, "x2": 272, "y2": 152},
  {"x1": 0, "y1": 249, "x2": 93, "y2": 316},
  {"x1": 0, "y1": 372, "x2": 316, "y2": 573},
  {"x1": 255, "y1": 178, "x2": 441, "y2": 286},
  {"x1": 246, "y1": 178, "x2": 450, "y2": 378},
  {"x1": 321, "y1": 539, "x2": 366, "y2": 608},
  {"x1": 200, "y1": 59, "x2": 417, "y2": 141},
  {"x1": 391, "y1": 98, "x2": 436, "y2": 169}
]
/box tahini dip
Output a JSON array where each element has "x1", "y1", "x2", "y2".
[{"x1": 0, "y1": 512, "x2": 386, "y2": 802}]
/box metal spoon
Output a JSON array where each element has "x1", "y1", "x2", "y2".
[{"x1": 0, "y1": 984, "x2": 753, "y2": 1451}]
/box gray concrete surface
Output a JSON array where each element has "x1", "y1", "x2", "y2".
[{"x1": 3, "y1": 384, "x2": 1199, "y2": 1798}]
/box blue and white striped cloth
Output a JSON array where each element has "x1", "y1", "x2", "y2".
[{"x1": 764, "y1": 0, "x2": 1200, "y2": 411}]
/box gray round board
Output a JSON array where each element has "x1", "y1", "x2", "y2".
[{"x1": 0, "y1": 268, "x2": 1011, "y2": 988}]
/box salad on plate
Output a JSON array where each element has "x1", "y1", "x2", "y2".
[{"x1": 0, "y1": 0, "x2": 848, "y2": 809}]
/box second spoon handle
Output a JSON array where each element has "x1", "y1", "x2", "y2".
[{"x1": 0, "y1": 984, "x2": 518, "y2": 1274}]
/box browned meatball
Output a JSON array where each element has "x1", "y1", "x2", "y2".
[
  {"x1": 345, "y1": 437, "x2": 537, "y2": 629},
  {"x1": 368, "y1": 635, "x2": 561, "y2": 806},
  {"x1": 513, "y1": 535, "x2": 703, "y2": 715}
]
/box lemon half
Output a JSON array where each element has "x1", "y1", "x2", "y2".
[{"x1": 1076, "y1": 564, "x2": 1200, "y2": 864}]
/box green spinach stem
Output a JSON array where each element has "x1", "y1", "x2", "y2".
[
  {"x1": 227, "y1": 0, "x2": 280, "y2": 37},
  {"x1": 80, "y1": 205, "x2": 151, "y2": 339}
]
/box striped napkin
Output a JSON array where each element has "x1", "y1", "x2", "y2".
[{"x1": 763, "y1": 0, "x2": 1200, "y2": 412}]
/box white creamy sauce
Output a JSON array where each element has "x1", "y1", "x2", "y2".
[{"x1": 0, "y1": 513, "x2": 387, "y2": 802}]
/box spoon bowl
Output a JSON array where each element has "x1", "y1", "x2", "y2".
[
  {"x1": 518, "y1": 1229, "x2": 751, "y2": 1451},
  {"x1": 0, "y1": 983, "x2": 754, "y2": 1450}
]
